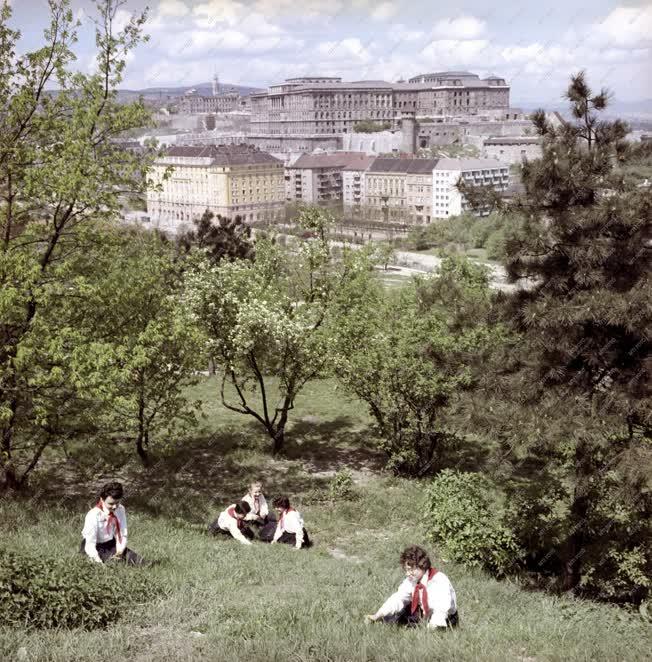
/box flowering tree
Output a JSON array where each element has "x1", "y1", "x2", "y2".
[{"x1": 186, "y1": 208, "x2": 371, "y2": 454}]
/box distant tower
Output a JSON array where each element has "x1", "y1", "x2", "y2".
[
  {"x1": 212, "y1": 73, "x2": 219, "y2": 96},
  {"x1": 401, "y1": 112, "x2": 417, "y2": 155}
]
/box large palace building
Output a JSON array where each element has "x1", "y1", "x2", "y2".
[{"x1": 249, "y1": 72, "x2": 509, "y2": 135}]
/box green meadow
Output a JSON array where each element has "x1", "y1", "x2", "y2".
[{"x1": 1, "y1": 379, "x2": 649, "y2": 662}]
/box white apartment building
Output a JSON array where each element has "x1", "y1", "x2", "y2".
[{"x1": 432, "y1": 158, "x2": 510, "y2": 218}]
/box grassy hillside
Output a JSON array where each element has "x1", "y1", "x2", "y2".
[{"x1": 1, "y1": 379, "x2": 649, "y2": 662}]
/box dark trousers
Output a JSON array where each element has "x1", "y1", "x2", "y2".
[
  {"x1": 79, "y1": 538, "x2": 146, "y2": 566},
  {"x1": 274, "y1": 529, "x2": 312, "y2": 549},
  {"x1": 207, "y1": 519, "x2": 255, "y2": 541},
  {"x1": 381, "y1": 604, "x2": 459, "y2": 629}
]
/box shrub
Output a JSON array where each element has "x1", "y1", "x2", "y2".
[
  {"x1": 505, "y1": 460, "x2": 651, "y2": 604},
  {"x1": 0, "y1": 549, "x2": 159, "y2": 630},
  {"x1": 423, "y1": 469, "x2": 523, "y2": 576},
  {"x1": 328, "y1": 469, "x2": 358, "y2": 501}
]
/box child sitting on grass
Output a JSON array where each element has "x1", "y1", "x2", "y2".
[
  {"x1": 267, "y1": 495, "x2": 312, "y2": 549},
  {"x1": 208, "y1": 501, "x2": 255, "y2": 545},
  {"x1": 241, "y1": 480, "x2": 272, "y2": 532},
  {"x1": 80, "y1": 481, "x2": 147, "y2": 565},
  {"x1": 365, "y1": 545, "x2": 458, "y2": 629}
]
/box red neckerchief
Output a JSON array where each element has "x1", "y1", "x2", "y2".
[
  {"x1": 228, "y1": 506, "x2": 244, "y2": 529},
  {"x1": 410, "y1": 568, "x2": 438, "y2": 615},
  {"x1": 96, "y1": 499, "x2": 122, "y2": 543},
  {"x1": 279, "y1": 507, "x2": 294, "y2": 530}
]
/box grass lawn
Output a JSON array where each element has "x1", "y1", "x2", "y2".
[{"x1": 1, "y1": 378, "x2": 649, "y2": 662}]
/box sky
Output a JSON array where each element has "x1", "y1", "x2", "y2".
[{"x1": 5, "y1": 0, "x2": 652, "y2": 103}]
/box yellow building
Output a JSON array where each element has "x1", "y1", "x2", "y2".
[{"x1": 146, "y1": 144, "x2": 285, "y2": 226}]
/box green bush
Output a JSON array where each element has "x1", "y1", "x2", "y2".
[
  {"x1": 328, "y1": 469, "x2": 358, "y2": 501},
  {"x1": 423, "y1": 469, "x2": 523, "y2": 576},
  {"x1": 0, "y1": 548, "x2": 159, "y2": 630},
  {"x1": 505, "y1": 460, "x2": 651, "y2": 604}
]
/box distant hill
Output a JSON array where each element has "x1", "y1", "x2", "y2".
[
  {"x1": 118, "y1": 82, "x2": 263, "y2": 102},
  {"x1": 514, "y1": 99, "x2": 652, "y2": 116}
]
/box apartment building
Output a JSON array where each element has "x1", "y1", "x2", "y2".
[
  {"x1": 433, "y1": 158, "x2": 510, "y2": 218},
  {"x1": 285, "y1": 152, "x2": 375, "y2": 205},
  {"x1": 364, "y1": 158, "x2": 439, "y2": 224},
  {"x1": 146, "y1": 144, "x2": 285, "y2": 225}
]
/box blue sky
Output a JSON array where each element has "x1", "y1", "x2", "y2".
[{"x1": 6, "y1": 0, "x2": 652, "y2": 102}]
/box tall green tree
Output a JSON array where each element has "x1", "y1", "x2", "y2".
[
  {"x1": 70, "y1": 228, "x2": 206, "y2": 466},
  {"x1": 186, "y1": 208, "x2": 371, "y2": 454},
  {"x1": 333, "y1": 255, "x2": 507, "y2": 476},
  {"x1": 471, "y1": 72, "x2": 651, "y2": 598},
  {"x1": 0, "y1": 0, "x2": 153, "y2": 488}
]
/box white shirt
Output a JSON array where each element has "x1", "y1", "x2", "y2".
[
  {"x1": 217, "y1": 505, "x2": 252, "y2": 545},
  {"x1": 273, "y1": 508, "x2": 305, "y2": 549},
  {"x1": 376, "y1": 569, "x2": 457, "y2": 628},
  {"x1": 242, "y1": 493, "x2": 269, "y2": 521},
  {"x1": 82, "y1": 503, "x2": 128, "y2": 563}
]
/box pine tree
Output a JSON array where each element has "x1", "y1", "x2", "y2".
[{"x1": 490, "y1": 72, "x2": 651, "y2": 594}]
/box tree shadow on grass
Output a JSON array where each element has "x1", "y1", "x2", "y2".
[
  {"x1": 22, "y1": 414, "x2": 387, "y2": 530},
  {"x1": 282, "y1": 416, "x2": 386, "y2": 475}
]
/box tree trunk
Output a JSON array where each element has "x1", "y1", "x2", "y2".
[
  {"x1": 563, "y1": 438, "x2": 591, "y2": 591},
  {"x1": 271, "y1": 426, "x2": 285, "y2": 455},
  {"x1": 136, "y1": 432, "x2": 150, "y2": 466},
  {"x1": 1, "y1": 397, "x2": 21, "y2": 490}
]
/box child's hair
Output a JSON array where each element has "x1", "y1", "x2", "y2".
[
  {"x1": 399, "y1": 545, "x2": 432, "y2": 571},
  {"x1": 100, "y1": 482, "x2": 124, "y2": 501},
  {"x1": 249, "y1": 480, "x2": 263, "y2": 490},
  {"x1": 272, "y1": 495, "x2": 290, "y2": 510},
  {"x1": 234, "y1": 501, "x2": 252, "y2": 516}
]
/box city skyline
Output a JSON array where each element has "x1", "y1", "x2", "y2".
[{"x1": 7, "y1": 0, "x2": 652, "y2": 103}]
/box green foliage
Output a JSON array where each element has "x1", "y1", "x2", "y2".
[
  {"x1": 177, "y1": 209, "x2": 255, "y2": 264},
  {"x1": 327, "y1": 469, "x2": 358, "y2": 502},
  {"x1": 333, "y1": 255, "x2": 507, "y2": 476},
  {"x1": 404, "y1": 212, "x2": 515, "y2": 260},
  {"x1": 353, "y1": 120, "x2": 391, "y2": 133},
  {"x1": 186, "y1": 207, "x2": 373, "y2": 453},
  {"x1": 504, "y1": 448, "x2": 652, "y2": 604},
  {"x1": 471, "y1": 72, "x2": 652, "y2": 600},
  {"x1": 0, "y1": 548, "x2": 159, "y2": 630},
  {"x1": 0, "y1": 0, "x2": 155, "y2": 487},
  {"x1": 424, "y1": 469, "x2": 523, "y2": 576},
  {"x1": 69, "y1": 228, "x2": 206, "y2": 464}
]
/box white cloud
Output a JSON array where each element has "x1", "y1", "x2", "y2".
[
  {"x1": 371, "y1": 2, "x2": 398, "y2": 22},
  {"x1": 158, "y1": 0, "x2": 190, "y2": 18},
  {"x1": 431, "y1": 16, "x2": 486, "y2": 40},
  {"x1": 192, "y1": 0, "x2": 243, "y2": 29},
  {"x1": 591, "y1": 6, "x2": 652, "y2": 48},
  {"x1": 389, "y1": 24, "x2": 426, "y2": 43},
  {"x1": 316, "y1": 38, "x2": 372, "y2": 63},
  {"x1": 421, "y1": 39, "x2": 491, "y2": 65},
  {"x1": 254, "y1": 0, "x2": 344, "y2": 19}
]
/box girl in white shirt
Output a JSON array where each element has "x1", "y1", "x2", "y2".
[
  {"x1": 269, "y1": 496, "x2": 312, "y2": 549},
  {"x1": 365, "y1": 545, "x2": 458, "y2": 629},
  {"x1": 79, "y1": 482, "x2": 146, "y2": 565}
]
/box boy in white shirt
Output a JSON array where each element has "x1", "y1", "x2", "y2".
[
  {"x1": 269, "y1": 496, "x2": 312, "y2": 549},
  {"x1": 365, "y1": 545, "x2": 458, "y2": 629},
  {"x1": 79, "y1": 482, "x2": 146, "y2": 565},
  {"x1": 208, "y1": 501, "x2": 255, "y2": 545}
]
